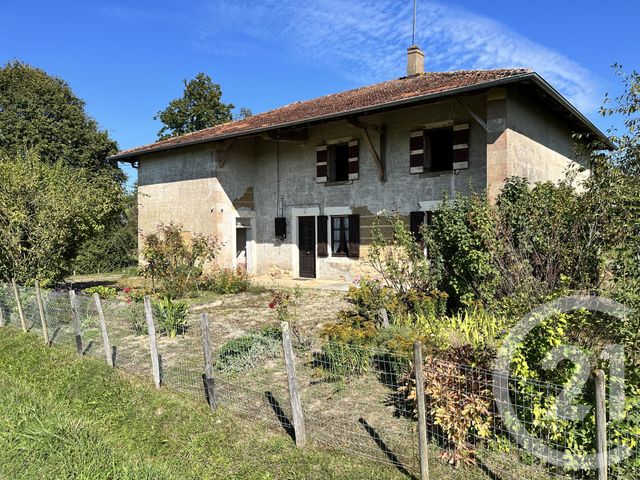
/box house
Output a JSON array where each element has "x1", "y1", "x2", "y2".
[{"x1": 110, "y1": 46, "x2": 610, "y2": 282}]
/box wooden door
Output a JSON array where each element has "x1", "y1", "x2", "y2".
[{"x1": 298, "y1": 216, "x2": 316, "y2": 278}]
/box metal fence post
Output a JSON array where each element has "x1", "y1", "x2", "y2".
[
  {"x1": 93, "y1": 293, "x2": 113, "y2": 367},
  {"x1": 144, "y1": 296, "x2": 162, "y2": 388},
  {"x1": 11, "y1": 278, "x2": 27, "y2": 332},
  {"x1": 594, "y1": 369, "x2": 608, "y2": 480},
  {"x1": 414, "y1": 340, "x2": 430, "y2": 480},
  {"x1": 199, "y1": 312, "x2": 216, "y2": 410},
  {"x1": 281, "y1": 321, "x2": 306, "y2": 447},
  {"x1": 34, "y1": 282, "x2": 50, "y2": 346},
  {"x1": 69, "y1": 290, "x2": 83, "y2": 356}
]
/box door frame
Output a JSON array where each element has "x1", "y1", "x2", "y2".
[
  {"x1": 290, "y1": 206, "x2": 320, "y2": 278},
  {"x1": 232, "y1": 212, "x2": 256, "y2": 274},
  {"x1": 297, "y1": 216, "x2": 317, "y2": 279}
]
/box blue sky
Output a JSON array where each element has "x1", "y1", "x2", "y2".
[{"x1": 1, "y1": 1, "x2": 637, "y2": 187}]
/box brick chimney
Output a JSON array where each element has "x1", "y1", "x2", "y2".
[{"x1": 407, "y1": 45, "x2": 425, "y2": 76}]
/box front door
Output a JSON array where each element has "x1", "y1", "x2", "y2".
[{"x1": 298, "y1": 216, "x2": 316, "y2": 278}]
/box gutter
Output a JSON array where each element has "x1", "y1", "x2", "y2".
[{"x1": 110, "y1": 73, "x2": 613, "y2": 162}]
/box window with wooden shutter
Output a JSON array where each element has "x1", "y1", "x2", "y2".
[
  {"x1": 316, "y1": 145, "x2": 328, "y2": 183},
  {"x1": 409, "y1": 130, "x2": 425, "y2": 174},
  {"x1": 348, "y1": 140, "x2": 359, "y2": 180},
  {"x1": 317, "y1": 215, "x2": 328, "y2": 258},
  {"x1": 348, "y1": 214, "x2": 360, "y2": 258},
  {"x1": 452, "y1": 123, "x2": 469, "y2": 170}
]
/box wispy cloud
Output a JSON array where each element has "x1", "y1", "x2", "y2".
[{"x1": 197, "y1": 0, "x2": 598, "y2": 111}]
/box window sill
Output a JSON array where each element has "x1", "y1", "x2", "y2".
[
  {"x1": 323, "y1": 180, "x2": 353, "y2": 187},
  {"x1": 418, "y1": 170, "x2": 454, "y2": 178}
]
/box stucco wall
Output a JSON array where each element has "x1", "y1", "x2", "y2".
[{"x1": 505, "y1": 90, "x2": 587, "y2": 184}]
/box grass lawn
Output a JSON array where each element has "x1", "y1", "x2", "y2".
[{"x1": 0, "y1": 328, "x2": 406, "y2": 480}]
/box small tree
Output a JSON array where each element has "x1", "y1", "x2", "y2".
[{"x1": 141, "y1": 223, "x2": 219, "y2": 298}]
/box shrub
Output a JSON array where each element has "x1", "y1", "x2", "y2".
[
  {"x1": 83, "y1": 286, "x2": 116, "y2": 299},
  {"x1": 200, "y1": 268, "x2": 250, "y2": 294},
  {"x1": 399, "y1": 349, "x2": 493, "y2": 467},
  {"x1": 141, "y1": 223, "x2": 219, "y2": 298},
  {"x1": 152, "y1": 297, "x2": 188, "y2": 337},
  {"x1": 215, "y1": 327, "x2": 281, "y2": 373}
]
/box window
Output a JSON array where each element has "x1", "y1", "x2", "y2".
[
  {"x1": 410, "y1": 210, "x2": 434, "y2": 242},
  {"x1": 328, "y1": 143, "x2": 350, "y2": 182},
  {"x1": 409, "y1": 124, "x2": 469, "y2": 174},
  {"x1": 331, "y1": 216, "x2": 350, "y2": 255},
  {"x1": 426, "y1": 128, "x2": 453, "y2": 172}
]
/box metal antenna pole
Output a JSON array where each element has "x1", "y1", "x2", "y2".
[{"x1": 412, "y1": 0, "x2": 417, "y2": 45}]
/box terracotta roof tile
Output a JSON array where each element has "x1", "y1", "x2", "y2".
[{"x1": 111, "y1": 69, "x2": 533, "y2": 159}]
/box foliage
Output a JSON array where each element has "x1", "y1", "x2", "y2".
[
  {"x1": 368, "y1": 213, "x2": 441, "y2": 296},
  {"x1": 83, "y1": 286, "x2": 117, "y2": 299},
  {"x1": 400, "y1": 355, "x2": 492, "y2": 467},
  {"x1": 200, "y1": 267, "x2": 250, "y2": 294},
  {"x1": 0, "y1": 61, "x2": 121, "y2": 181},
  {"x1": 152, "y1": 297, "x2": 188, "y2": 338},
  {"x1": 72, "y1": 188, "x2": 138, "y2": 274},
  {"x1": 155, "y1": 73, "x2": 234, "y2": 140},
  {"x1": 215, "y1": 326, "x2": 281, "y2": 374},
  {"x1": 0, "y1": 151, "x2": 125, "y2": 285},
  {"x1": 140, "y1": 223, "x2": 219, "y2": 298},
  {"x1": 425, "y1": 177, "x2": 614, "y2": 314}
]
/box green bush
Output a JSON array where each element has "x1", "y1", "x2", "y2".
[
  {"x1": 141, "y1": 223, "x2": 219, "y2": 298},
  {"x1": 200, "y1": 268, "x2": 250, "y2": 294},
  {"x1": 215, "y1": 326, "x2": 281, "y2": 373},
  {"x1": 152, "y1": 297, "x2": 188, "y2": 337},
  {"x1": 83, "y1": 285, "x2": 116, "y2": 299}
]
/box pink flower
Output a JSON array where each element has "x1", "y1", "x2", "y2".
[{"x1": 123, "y1": 287, "x2": 132, "y2": 293}]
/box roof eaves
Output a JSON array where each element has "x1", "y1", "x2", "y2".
[{"x1": 527, "y1": 73, "x2": 614, "y2": 150}]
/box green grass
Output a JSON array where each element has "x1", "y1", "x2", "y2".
[{"x1": 0, "y1": 328, "x2": 406, "y2": 480}]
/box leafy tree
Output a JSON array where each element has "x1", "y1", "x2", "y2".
[
  {"x1": 0, "y1": 61, "x2": 121, "y2": 181},
  {"x1": 154, "y1": 73, "x2": 234, "y2": 140},
  {"x1": 72, "y1": 188, "x2": 138, "y2": 274},
  {"x1": 0, "y1": 151, "x2": 125, "y2": 285}
]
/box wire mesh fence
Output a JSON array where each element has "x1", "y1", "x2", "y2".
[{"x1": 0, "y1": 280, "x2": 638, "y2": 479}]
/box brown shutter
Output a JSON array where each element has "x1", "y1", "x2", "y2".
[
  {"x1": 348, "y1": 139, "x2": 359, "y2": 180},
  {"x1": 410, "y1": 130, "x2": 424, "y2": 174},
  {"x1": 317, "y1": 215, "x2": 328, "y2": 258},
  {"x1": 316, "y1": 145, "x2": 328, "y2": 183},
  {"x1": 348, "y1": 214, "x2": 360, "y2": 258},
  {"x1": 410, "y1": 211, "x2": 425, "y2": 241},
  {"x1": 424, "y1": 132, "x2": 432, "y2": 172},
  {"x1": 452, "y1": 123, "x2": 469, "y2": 170}
]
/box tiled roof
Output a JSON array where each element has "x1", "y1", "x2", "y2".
[{"x1": 110, "y1": 69, "x2": 536, "y2": 160}]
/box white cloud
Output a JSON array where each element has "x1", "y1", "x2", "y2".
[{"x1": 198, "y1": 0, "x2": 599, "y2": 111}]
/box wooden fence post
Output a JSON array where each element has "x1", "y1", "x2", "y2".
[
  {"x1": 34, "y1": 282, "x2": 50, "y2": 346},
  {"x1": 594, "y1": 369, "x2": 608, "y2": 480},
  {"x1": 281, "y1": 321, "x2": 306, "y2": 447},
  {"x1": 144, "y1": 296, "x2": 162, "y2": 389},
  {"x1": 414, "y1": 340, "x2": 430, "y2": 480},
  {"x1": 93, "y1": 293, "x2": 113, "y2": 367},
  {"x1": 379, "y1": 308, "x2": 390, "y2": 328},
  {"x1": 69, "y1": 290, "x2": 83, "y2": 356},
  {"x1": 199, "y1": 312, "x2": 216, "y2": 410},
  {"x1": 0, "y1": 299, "x2": 5, "y2": 327},
  {"x1": 11, "y1": 279, "x2": 27, "y2": 332}
]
